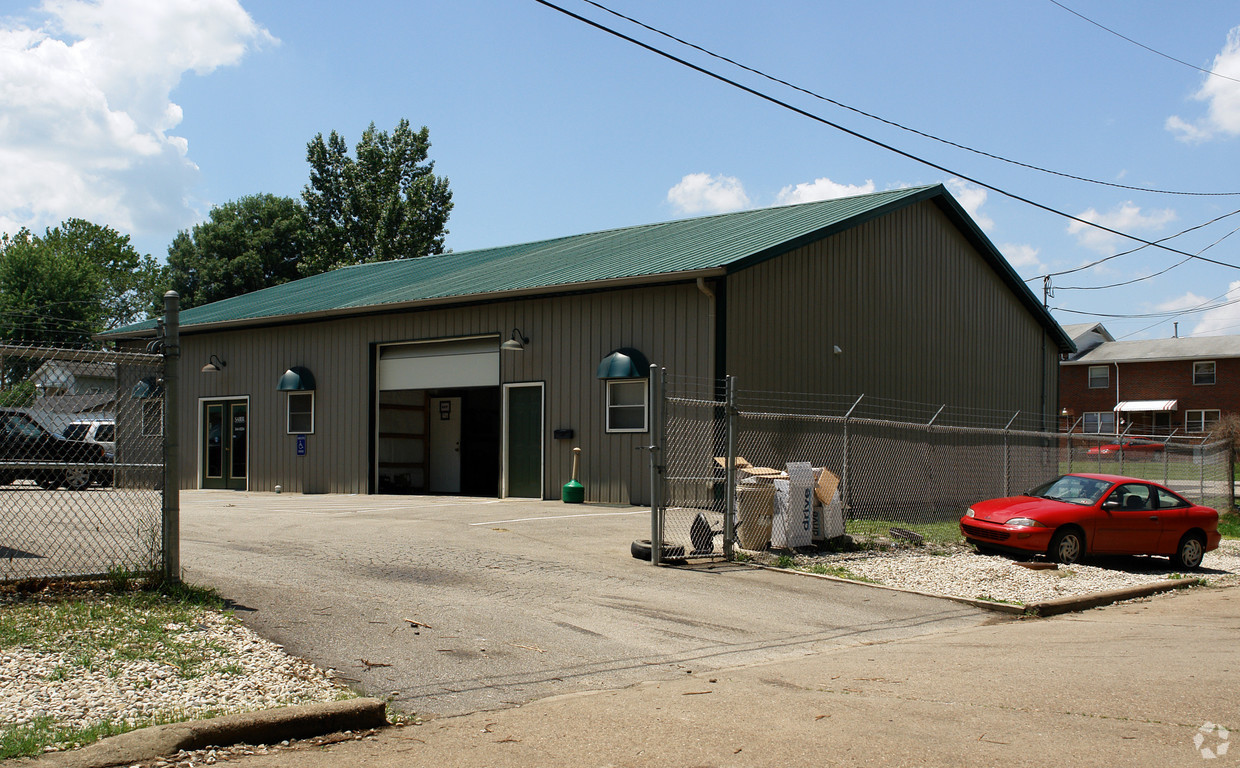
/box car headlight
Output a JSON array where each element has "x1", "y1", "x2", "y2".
[
  {"x1": 965, "y1": 508, "x2": 976, "y2": 518},
  {"x1": 1004, "y1": 517, "x2": 1047, "y2": 528}
]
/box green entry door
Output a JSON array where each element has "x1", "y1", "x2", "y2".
[
  {"x1": 202, "y1": 400, "x2": 248, "y2": 490},
  {"x1": 505, "y1": 384, "x2": 543, "y2": 498}
]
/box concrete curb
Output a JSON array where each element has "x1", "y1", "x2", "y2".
[
  {"x1": 1025, "y1": 576, "x2": 1202, "y2": 616},
  {"x1": 752, "y1": 563, "x2": 1203, "y2": 617},
  {"x1": 29, "y1": 698, "x2": 389, "y2": 768}
]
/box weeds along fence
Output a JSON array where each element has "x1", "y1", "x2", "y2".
[
  {"x1": 0, "y1": 321, "x2": 178, "y2": 583},
  {"x1": 654, "y1": 373, "x2": 1232, "y2": 563}
]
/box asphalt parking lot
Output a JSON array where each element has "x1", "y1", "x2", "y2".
[{"x1": 180, "y1": 491, "x2": 989, "y2": 717}]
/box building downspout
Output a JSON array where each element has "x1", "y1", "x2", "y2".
[{"x1": 1114, "y1": 361, "x2": 1121, "y2": 434}]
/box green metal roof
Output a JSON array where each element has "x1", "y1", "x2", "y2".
[{"x1": 108, "y1": 184, "x2": 1071, "y2": 350}]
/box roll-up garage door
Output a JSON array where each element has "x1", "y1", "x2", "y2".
[{"x1": 378, "y1": 337, "x2": 499, "y2": 390}]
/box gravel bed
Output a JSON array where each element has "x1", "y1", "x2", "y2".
[
  {"x1": 0, "y1": 607, "x2": 351, "y2": 752},
  {"x1": 759, "y1": 538, "x2": 1240, "y2": 605}
]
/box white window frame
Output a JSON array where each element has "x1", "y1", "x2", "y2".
[
  {"x1": 1082, "y1": 411, "x2": 1116, "y2": 434},
  {"x1": 1193, "y1": 360, "x2": 1216, "y2": 386},
  {"x1": 287, "y1": 391, "x2": 315, "y2": 435},
  {"x1": 1087, "y1": 365, "x2": 1109, "y2": 389},
  {"x1": 1185, "y1": 409, "x2": 1220, "y2": 433},
  {"x1": 606, "y1": 379, "x2": 649, "y2": 433}
]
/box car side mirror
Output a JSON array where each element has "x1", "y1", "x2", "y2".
[{"x1": 1102, "y1": 499, "x2": 1120, "y2": 510}]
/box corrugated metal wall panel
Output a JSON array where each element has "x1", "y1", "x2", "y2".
[
  {"x1": 726, "y1": 200, "x2": 1058, "y2": 423},
  {"x1": 177, "y1": 283, "x2": 714, "y2": 505}
]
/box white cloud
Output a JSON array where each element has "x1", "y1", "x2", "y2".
[
  {"x1": 999, "y1": 243, "x2": 1042, "y2": 273},
  {"x1": 0, "y1": 0, "x2": 272, "y2": 239},
  {"x1": 1166, "y1": 26, "x2": 1240, "y2": 142},
  {"x1": 1066, "y1": 202, "x2": 1177, "y2": 253},
  {"x1": 1188, "y1": 281, "x2": 1240, "y2": 335},
  {"x1": 775, "y1": 177, "x2": 875, "y2": 206},
  {"x1": 945, "y1": 178, "x2": 994, "y2": 230},
  {"x1": 667, "y1": 173, "x2": 749, "y2": 215}
]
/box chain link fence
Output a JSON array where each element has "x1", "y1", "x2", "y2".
[
  {"x1": 0, "y1": 343, "x2": 168, "y2": 583},
  {"x1": 653, "y1": 373, "x2": 1233, "y2": 561}
]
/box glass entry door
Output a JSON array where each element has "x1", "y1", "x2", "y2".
[{"x1": 202, "y1": 400, "x2": 248, "y2": 490}]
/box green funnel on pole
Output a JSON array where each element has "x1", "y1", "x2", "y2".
[{"x1": 562, "y1": 447, "x2": 585, "y2": 503}]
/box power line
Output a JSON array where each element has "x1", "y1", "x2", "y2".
[
  {"x1": 1057, "y1": 221, "x2": 1240, "y2": 291},
  {"x1": 531, "y1": 0, "x2": 1236, "y2": 264},
  {"x1": 576, "y1": 0, "x2": 1240, "y2": 197},
  {"x1": 1046, "y1": 0, "x2": 1240, "y2": 85},
  {"x1": 1054, "y1": 291, "x2": 1240, "y2": 319}
]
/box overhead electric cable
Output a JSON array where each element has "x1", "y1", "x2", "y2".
[
  {"x1": 1058, "y1": 222, "x2": 1240, "y2": 290},
  {"x1": 532, "y1": 0, "x2": 1234, "y2": 263},
  {"x1": 1054, "y1": 293, "x2": 1240, "y2": 319},
  {"x1": 576, "y1": 0, "x2": 1240, "y2": 197},
  {"x1": 1047, "y1": 0, "x2": 1240, "y2": 85}
]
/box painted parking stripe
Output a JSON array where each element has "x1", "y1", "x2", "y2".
[{"x1": 470, "y1": 510, "x2": 647, "y2": 526}]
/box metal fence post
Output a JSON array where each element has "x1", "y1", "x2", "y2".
[
  {"x1": 1162, "y1": 430, "x2": 1177, "y2": 487},
  {"x1": 161, "y1": 291, "x2": 181, "y2": 585},
  {"x1": 647, "y1": 365, "x2": 667, "y2": 566},
  {"x1": 1003, "y1": 411, "x2": 1019, "y2": 497},
  {"x1": 1201, "y1": 432, "x2": 1210, "y2": 502},
  {"x1": 1118, "y1": 421, "x2": 1133, "y2": 476},
  {"x1": 724, "y1": 375, "x2": 737, "y2": 559},
  {"x1": 842, "y1": 395, "x2": 863, "y2": 522}
]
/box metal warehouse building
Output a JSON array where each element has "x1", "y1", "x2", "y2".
[{"x1": 109, "y1": 184, "x2": 1073, "y2": 505}]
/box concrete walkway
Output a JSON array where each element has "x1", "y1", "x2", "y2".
[{"x1": 163, "y1": 584, "x2": 1239, "y2": 767}]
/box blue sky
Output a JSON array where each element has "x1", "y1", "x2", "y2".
[{"x1": 2, "y1": 0, "x2": 1239, "y2": 341}]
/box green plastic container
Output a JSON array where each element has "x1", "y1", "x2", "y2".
[{"x1": 562, "y1": 479, "x2": 585, "y2": 504}]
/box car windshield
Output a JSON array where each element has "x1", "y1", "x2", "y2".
[{"x1": 1026, "y1": 475, "x2": 1111, "y2": 506}]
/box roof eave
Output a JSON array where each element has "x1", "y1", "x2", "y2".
[{"x1": 104, "y1": 267, "x2": 728, "y2": 339}]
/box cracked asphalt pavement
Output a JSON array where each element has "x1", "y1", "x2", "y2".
[{"x1": 181, "y1": 492, "x2": 989, "y2": 717}]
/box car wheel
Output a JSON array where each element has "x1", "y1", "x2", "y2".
[
  {"x1": 972, "y1": 543, "x2": 999, "y2": 556},
  {"x1": 630, "y1": 539, "x2": 687, "y2": 562},
  {"x1": 1171, "y1": 533, "x2": 1207, "y2": 570},
  {"x1": 1049, "y1": 528, "x2": 1084, "y2": 565},
  {"x1": 64, "y1": 467, "x2": 92, "y2": 491}
]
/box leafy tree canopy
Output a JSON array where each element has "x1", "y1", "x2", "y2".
[
  {"x1": 302, "y1": 119, "x2": 453, "y2": 275},
  {"x1": 166, "y1": 193, "x2": 309, "y2": 309}
]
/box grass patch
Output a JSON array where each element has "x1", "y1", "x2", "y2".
[
  {"x1": 805, "y1": 563, "x2": 879, "y2": 584},
  {"x1": 846, "y1": 519, "x2": 964, "y2": 548},
  {"x1": 1219, "y1": 513, "x2": 1240, "y2": 540},
  {"x1": 0, "y1": 581, "x2": 236, "y2": 758}
]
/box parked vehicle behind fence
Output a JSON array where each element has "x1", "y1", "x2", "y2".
[{"x1": 0, "y1": 408, "x2": 111, "y2": 490}]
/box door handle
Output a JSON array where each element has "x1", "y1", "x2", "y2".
[{"x1": 1149, "y1": 516, "x2": 1158, "y2": 521}]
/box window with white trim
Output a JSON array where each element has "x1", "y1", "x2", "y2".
[
  {"x1": 1193, "y1": 361, "x2": 1216, "y2": 386},
  {"x1": 1185, "y1": 409, "x2": 1220, "y2": 433},
  {"x1": 1082, "y1": 411, "x2": 1116, "y2": 434},
  {"x1": 606, "y1": 379, "x2": 648, "y2": 433},
  {"x1": 1087, "y1": 366, "x2": 1109, "y2": 389},
  {"x1": 287, "y1": 392, "x2": 315, "y2": 434}
]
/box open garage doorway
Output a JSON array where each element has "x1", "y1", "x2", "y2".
[{"x1": 375, "y1": 337, "x2": 501, "y2": 496}]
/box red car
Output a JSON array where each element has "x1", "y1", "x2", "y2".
[
  {"x1": 1085, "y1": 439, "x2": 1164, "y2": 456},
  {"x1": 961, "y1": 473, "x2": 1220, "y2": 568}
]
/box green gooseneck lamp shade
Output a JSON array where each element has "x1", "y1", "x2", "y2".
[
  {"x1": 596, "y1": 348, "x2": 650, "y2": 379},
  {"x1": 277, "y1": 366, "x2": 316, "y2": 391}
]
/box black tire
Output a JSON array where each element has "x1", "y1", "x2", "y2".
[
  {"x1": 972, "y1": 543, "x2": 999, "y2": 556},
  {"x1": 1049, "y1": 527, "x2": 1085, "y2": 565},
  {"x1": 64, "y1": 467, "x2": 92, "y2": 491},
  {"x1": 1170, "y1": 532, "x2": 1207, "y2": 570},
  {"x1": 630, "y1": 539, "x2": 686, "y2": 562}
]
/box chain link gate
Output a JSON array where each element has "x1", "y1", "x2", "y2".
[
  {"x1": 649, "y1": 373, "x2": 1234, "y2": 564},
  {"x1": 1, "y1": 293, "x2": 180, "y2": 584}
]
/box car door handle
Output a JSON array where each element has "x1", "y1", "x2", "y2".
[{"x1": 1149, "y1": 516, "x2": 1158, "y2": 521}]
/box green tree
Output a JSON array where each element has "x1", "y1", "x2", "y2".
[
  {"x1": 39, "y1": 219, "x2": 165, "y2": 330},
  {"x1": 302, "y1": 119, "x2": 452, "y2": 275},
  {"x1": 166, "y1": 194, "x2": 308, "y2": 308}
]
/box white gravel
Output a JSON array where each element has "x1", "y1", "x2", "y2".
[
  {"x1": 762, "y1": 538, "x2": 1240, "y2": 605},
  {"x1": 0, "y1": 607, "x2": 350, "y2": 751}
]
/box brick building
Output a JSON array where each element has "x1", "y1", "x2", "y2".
[{"x1": 1059, "y1": 323, "x2": 1240, "y2": 436}]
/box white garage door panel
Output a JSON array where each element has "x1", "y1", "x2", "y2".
[{"x1": 379, "y1": 339, "x2": 499, "y2": 390}]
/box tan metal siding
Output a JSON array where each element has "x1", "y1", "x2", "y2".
[
  {"x1": 176, "y1": 283, "x2": 713, "y2": 505},
  {"x1": 726, "y1": 200, "x2": 1058, "y2": 424}
]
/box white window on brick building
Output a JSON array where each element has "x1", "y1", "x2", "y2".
[
  {"x1": 1088, "y1": 365, "x2": 1109, "y2": 389},
  {"x1": 1083, "y1": 411, "x2": 1116, "y2": 434},
  {"x1": 1193, "y1": 361, "x2": 1216, "y2": 386},
  {"x1": 1185, "y1": 409, "x2": 1220, "y2": 433}
]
